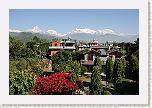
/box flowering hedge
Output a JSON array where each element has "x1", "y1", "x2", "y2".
[{"x1": 30, "y1": 72, "x2": 83, "y2": 95}]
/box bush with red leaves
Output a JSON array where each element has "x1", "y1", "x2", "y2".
[{"x1": 30, "y1": 72, "x2": 84, "y2": 95}]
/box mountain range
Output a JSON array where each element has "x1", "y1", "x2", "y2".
[{"x1": 9, "y1": 26, "x2": 139, "y2": 43}]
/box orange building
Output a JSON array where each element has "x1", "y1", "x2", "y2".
[{"x1": 49, "y1": 37, "x2": 76, "y2": 59}]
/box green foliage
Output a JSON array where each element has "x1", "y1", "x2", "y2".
[
  {"x1": 72, "y1": 61, "x2": 81, "y2": 77},
  {"x1": 94, "y1": 56, "x2": 102, "y2": 74},
  {"x1": 121, "y1": 57, "x2": 126, "y2": 77},
  {"x1": 105, "y1": 57, "x2": 114, "y2": 83},
  {"x1": 9, "y1": 36, "x2": 25, "y2": 60},
  {"x1": 9, "y1": 70, "x2": 37, "y2": 95},
  {"x1": 94, "y1": 56, "x2": 102, "y2": 67},
  {"x1": 90, "y1": 66, "x2": 103, "y2": 95},
  {"x1": 10, "y1": 35, "x2": 50, "y2": 60},
  {"x1": 9, "y1": 61, "x2": 18, "y2": 72},
  {"x1": 104, "y1": 91, "x2": 112, "y2": 95},
  {"x1": 52, "y1": 50, "x2": 74, "y2": 73},
  {"x1": 26, "y1": 58, "x2": 43, "y2": 77},
  {"x1": 81, "y1": 66, "x2": 88, "y2": 75},
  {"x1": 70, "y1": 70, "x2": 77, "y2": 84},
  {"x1": 72, "y1": 51, "x2": 84, "y2": 61},
  {"x1": 113, "y1": 58, "x2": 123, "y2": 86},
  {"x1": 16, "y1": 58, "x2": 27, "y2": 71},
  {"x1": 129, "y1": 55, "x2": 139, "y2": 82}
]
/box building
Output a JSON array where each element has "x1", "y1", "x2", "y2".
[
  {"x1": 109, "y1": 50, "x2": 123, "y2": 59},
  {"x1": 80, "y1": 48, "x2": 109, "y2": 72},
  {"x1": 78, "y1": 39, "x2": 113, "y2": 51},
  {"x1": 49, "y1": 37, "x2": 76, "y2": 59}
]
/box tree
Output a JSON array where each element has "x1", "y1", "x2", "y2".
[
  {"x1": 9, "y1": 70, "x2": 37, "y2": 95},
  {"x1": 70, "y1": 69, "x2": 77, "y2": 84},
  {"x1": 113, "y1": 58, "x2": 123, "y2": 89},
  {"x1": 72, "y1": 51, "x2": 84, "y2": 61},
  {"x1": 94, "y1": 56, "x2": 102, "y2": 74},
  {"x1": 129, "y1": 55, "x2": 139, "y2": 82},
  {"x1": 9, "y1": 36, "x2": 25, "y2": 60},
  {"x1": 105, "y1": 57, "x2": 114, "y2": 84},
  {"x1": 52, "y1": 50, "x2": 74, "y2": 73},
  {"x1": 16, "y1": 58, "x2": 27, "y2": 71},
  {"x1": 121, "y1": 57, "x2": 126, "y2": 77},
  {"x1": 90, "y1": 66, "x2": 103, "y2": 95},
  {"x1": 72, "y1": 61, "x2": 81, "y2": 77},
  {"x1": 81, "y1": 66, "x2": 88, "y2": 75}
]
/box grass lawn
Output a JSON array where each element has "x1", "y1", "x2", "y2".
[{"x1": 79, "y1": 76, "x2": 91, "y2": 88}]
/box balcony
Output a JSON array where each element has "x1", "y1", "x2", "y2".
[
  {"x1": 80, "y1": 60, "x2": 94, "y2": 65},
  {"x1": 49, "y1": 46, "x2": 76, "y2": 50}
]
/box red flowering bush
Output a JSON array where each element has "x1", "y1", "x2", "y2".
[{"x1": 30, "y1": 72, "x2": 84, "y2": 95}]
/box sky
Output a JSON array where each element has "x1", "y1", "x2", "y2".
[{"x1": 9, "y1": 9, "x2": 139, "y2": 35}]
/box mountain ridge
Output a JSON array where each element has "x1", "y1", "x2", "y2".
[{"x1": 9, "y1": 26, "x2": 139, "y2": 43}]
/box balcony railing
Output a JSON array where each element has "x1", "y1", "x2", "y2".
[{"x1": 49, "y1": 46, "x2": 75, "y2": 49}]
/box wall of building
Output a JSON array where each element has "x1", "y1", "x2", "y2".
[
  {"x1": 50, "y1": 50, "x2": 59, "y2": 55},
  {"x1": 52, "y1": 42, "x2": 61, "y2": 47}
]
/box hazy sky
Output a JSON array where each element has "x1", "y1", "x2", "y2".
[{"x1": 9, "y1": 9, "x2": 139, "y2": 34}]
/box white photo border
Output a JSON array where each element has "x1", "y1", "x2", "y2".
[{"x1": 0, "y1": 0, "x2": 149, "y2": 106}]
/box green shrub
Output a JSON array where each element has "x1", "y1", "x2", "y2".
[
  {"x1": 104, "y1": 91, "x2": 112, "y2": 95},
  {"x1": 9, "y1": 70, "x2": 37, "y2": 95}
]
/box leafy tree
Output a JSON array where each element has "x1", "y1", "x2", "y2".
[
  {"x1": 81, "y1": 66, "x2": 88, "y2": 75},
  {"x1": 9, "y1": 36, "x2": 25, "y2": 60},
  {"x1": 70, "y1": 69, "x2": 77, "y2": 84},
  {"x1": 105, "y1": 57, "x2": 114, "y2": 84},
  {"x1": 52, "y1": 50, "x2": 74, "y2": 73},
  {"x1": 72, "y1": 51, "x2": 84, "y2": 61},
  {"x1": 90, "y1": 66, "x2": 103, "y2": 95},
  {"x1": 129, "y1": 55, "x2": 139, "y2": 82},
  {"x1": 26, "y1": 58, "x2": 43, "y2": 77},
  {"x1": 16, "y1": 58, "x2": 27, "y2": 71},
  {"x1": 9, "y1": 70, "x2": 37, "y2": 95},
  {"x1": 9, "y1": 61, "x2": 18, "y2": 72},
  {"x1": 113, "y1": 58, "x2": 123, "y2": 89},
  {"x1": 72, "y1": 61, "x2": 81, "y2": 77},
  {"x1": 94, "y1": 56, "x2": 102, "y2": 74},
  {"x1": 94, "y1": 56, "x2": 102, "y2": 67},
  {"x1": 121, "y1": 57, "x2": 126, "y2": 77}
]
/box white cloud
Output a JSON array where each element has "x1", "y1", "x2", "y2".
[
  {"x1": 47, "y1": 30, "x2": 66, "y2": 36},
  {"x1": 9, "y1": 29, "x2": 22, "y2": 33},
  {"x1": 97, "y1": 29, "x2": 117, "y2": 35}
]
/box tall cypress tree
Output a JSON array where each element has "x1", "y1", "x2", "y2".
[
  {"x1": 94, "y1": 56, "x2": 102, "y2": 73},
  {"x1": 129, "y1": 55, "x2": 139, "y2": 82},
  {"x1": 121, "y1": 57, "x2": 126, "y2": 77},
  {"x1": 105, "y1": 57, "x2": 114, "y2": 84},
  {"x1": 90, "y1": 66, "x2": 103, "y2": 95},
  {"x1": 113, "y1": 58, "x2": 123, "y2": 89}
]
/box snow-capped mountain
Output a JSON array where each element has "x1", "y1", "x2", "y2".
[
  {"x1": 9, "y1": 26, "x2": 137, "y2": 37},
  {"x1": 9, "y1": 26, "x2": 139, "y2": 43},
  {"x1": 9, "y1": 29, "x2": 22, "y2": 33}
]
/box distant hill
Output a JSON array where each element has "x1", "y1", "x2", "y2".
[
  {"x1": 9, "y1": 32, "x2": 56, "y2": 43},
  {"x1": 9, "y1": 31, "x2": 139, "y2": 44},
  {"x1": 64, "y1": 33, "x2": 139, "y2": 43},
  {"x1": 9, "y1": 32, "x2": 20, "y2": 37}
]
